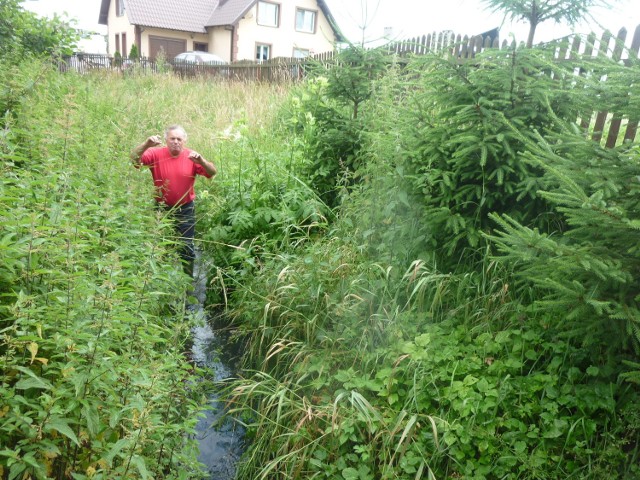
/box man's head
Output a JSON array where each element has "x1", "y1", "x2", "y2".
[{"x1": 164, "y1": 125, "x2": 187, "y2": 157}]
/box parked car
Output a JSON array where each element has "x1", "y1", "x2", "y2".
[
  {"x1": 172, "y1": 51, "x2": 230, "y2": 78},
  {"x1": 173, "y1": 51, "x2": 226, "y2": 65}
]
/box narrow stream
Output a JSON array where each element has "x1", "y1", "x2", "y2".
[{"x1": 188, "y1": 252, "x2": 245, "y2": 479}]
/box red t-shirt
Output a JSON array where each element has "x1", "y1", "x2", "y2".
[{"x1": 140, "y1": 147, "x2": 212, "y2": 206}]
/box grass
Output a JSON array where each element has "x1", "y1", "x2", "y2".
[
  {"x1": 0, "y1": 62, "x2": 291, "y2": 479},
  {"x1": 2, "y1": 53, "x2": 639, "y2": 480}
]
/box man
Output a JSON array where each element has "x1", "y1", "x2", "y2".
[{"x1": 131, "y1": 125, "x2": 217, "y2": 277}]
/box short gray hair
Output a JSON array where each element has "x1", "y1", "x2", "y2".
[{"x1": 164, "y1": 125, "x2": 187, "y2": 141}]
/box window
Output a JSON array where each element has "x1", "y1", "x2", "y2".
[
  {"x1": 115, "y1": 33, "x2": 120, "y2": 54},
  {"x1": 256, "y1": 43, "x2": 271, "y2": 61},
  {"x1": 257, "y1": 1, "x2": 279, "y2": 27},
  {"x1": 293, "y1": 48, "x2": 310, "y2": 58},
  {"x1": 193, "y1": 42, "x2": 209, "y2": 52},
  {"x1": 116, "y1": 0, "x2": 125, "y2": 17},
  {"x1": 295, "y1": 8, "x2": 316, "y2": 33},
  {"x1": 121, "y1": 33, "x2": 127, "y2": 57}
]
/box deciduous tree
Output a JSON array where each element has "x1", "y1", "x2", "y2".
[{"x1": 0, "y1": 0, "x2": 78, "y2": 59}]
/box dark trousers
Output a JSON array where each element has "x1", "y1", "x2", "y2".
[{"x1": 164, "y1": 201, "x2": 196, "y2": 277}]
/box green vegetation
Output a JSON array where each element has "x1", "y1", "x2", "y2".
[
  {"x1": 0, "y1": 0, "x2": 79, "y2": 60},
  {"x1": 1, "y1": 6, "x2": 639, "y2": 478},
  {"x1": 0, "y1": 61, "x2": 289, "y2": 478},
  {"x1": 209, "y1": 46, "x2": 640, "y2": 479},
  {"x1": 480, "y1": 0, "x2": 618, "y2": 47}
]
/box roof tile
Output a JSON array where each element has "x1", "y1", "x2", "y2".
[
  {"x1": 100, "y1": 0, "x2": 344, "y2": 41},
  {"x1": 206, "y1": 0, "x2": 255, "y2": 27},
  {"x1": 126, "y1": 0, "x2": 218, "y2": 33}
]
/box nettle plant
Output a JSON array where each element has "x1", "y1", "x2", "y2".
[{"x1": 1, "y1": 69, "x2": 208, "y2": 479}]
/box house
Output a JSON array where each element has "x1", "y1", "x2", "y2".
[{"x1": 98, "y1": 0, "x2": 345, "y2": 62}]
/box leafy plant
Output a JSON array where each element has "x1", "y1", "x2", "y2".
[
  {"x1": 0, "y1": 60, "x2": 212, "y2": 479},
  {"x1": 129, "y1": 44, "x2": 139, "y2": 60},
  {"x1": 283, "y1": 46, "x2": 389, "y2": 207},
  {"x1": 486, "y1": 126, "x2": 640, "y2": 353},
  {"x1": 400, "y1": 47, "x2": 600, "y2": 268},
  {"x1": 0, "y1": 0, "x2": 79, "y2": 59}
]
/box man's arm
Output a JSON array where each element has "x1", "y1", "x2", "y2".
[
  {"x1": 130, "y1": 135, "x2": 162, "y2": 166},
  {"x1": 188, "y1": 151, "x2": 218, "y2": 178}
]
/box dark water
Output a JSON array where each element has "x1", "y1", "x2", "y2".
[{"x1": 189, "y1": 253, "x2": 245, "y2": 479}]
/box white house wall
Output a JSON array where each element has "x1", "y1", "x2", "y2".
[
  {"x1": 236, "y1": 0, "x2": 336, "y2": 60},
  {"x1": 105, "y1": 0, "x2": 336, "y2": 60},
  {"x1": 209, "y1": 28, "x2": 233, "y2": 62},
  {"x1": 107, "y1": 1, "x2": 134, "y2": 55}
]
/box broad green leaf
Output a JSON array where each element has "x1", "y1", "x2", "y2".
[
  {"x1": 82, "y1": 403, "x2": 101, "y2": 437},
  {"x1": 104, "y1": 438, "x2": 130, "y2": 464},
  {"x1": 342, "y1": 467, "x2": 359, "y2": 480},
  {"x1": 130, "y1": 455, "x2": 152, "y2": 480},
  {"x1": 44, "y1": 417, "x2": 80, "y2": 446},
  {"x1": 27, "y1": 342, "x2": 38, "y2": 364},
  {"x1": 14, "y1": 366, "x2": 52, "y2": 391}
]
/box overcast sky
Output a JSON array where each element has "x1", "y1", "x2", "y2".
[{"x1": 21, "y1": 0, "x2": 640, "y2": 53}]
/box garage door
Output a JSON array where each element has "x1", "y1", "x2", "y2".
[{"x1": 149, "y1": 36, "x2": 186, "y2": 60}]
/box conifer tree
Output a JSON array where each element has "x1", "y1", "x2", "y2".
[
  {"x1": 487, "y1": 120, "x2": 640, "y2": 353},
  {"x1": 481, "y1": 0, "x2": 616, "y2": 47}
]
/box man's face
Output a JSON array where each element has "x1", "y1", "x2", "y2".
[{"x1": 166, "y1": 129, "x2": 186, "y2": 157}]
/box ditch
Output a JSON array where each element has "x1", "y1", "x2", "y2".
[{"x1": 188, "y1": 252, "x2": 245, "y2": 479}]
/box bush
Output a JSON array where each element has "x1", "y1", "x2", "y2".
[{"x1": 0, "y1": 0, "x2": 78, "y2": 59}]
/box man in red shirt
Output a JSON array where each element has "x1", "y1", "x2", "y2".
[{"x1": 131, "y1": 125, "x2": 217, "y2": 277}]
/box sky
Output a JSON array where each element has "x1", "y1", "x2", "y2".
[{"x1": 20, "y1": 0, "x2": 640, "y2": 54}]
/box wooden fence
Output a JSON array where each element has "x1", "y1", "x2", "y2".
[
  {"x1": 57, "y1": 23, "x2": 640, "y2": 74},
  {"x1": 56, "y1": 53, "x2": 313, "y2": 82},
  {"x1": 56, "y1": 23, "x2": 640, "y2": 147},
  {"x1": 390, "y1": 24, "x2": 640, "y2": 62}
]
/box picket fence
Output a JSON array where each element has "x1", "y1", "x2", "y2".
[{"x1": 56, "y1": 23, "x2": 640, "y2": 147}]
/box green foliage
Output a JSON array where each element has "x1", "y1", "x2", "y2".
[
  {"x1": 0, "y1": 59, "x2": 51, "y2": 129},
  {"x1": 2, "y1": 34, "x2": 640, "y2": 480},
  {"x1": 0, "y1": 0, "x2": 79, "y2": 60},
  {"x1": 218, "y1": 38, "x2": 640, "y2": 480},
  {"x1": 1, "y1": 63, "x2": 209, "y2": 479},
  {"x1": 480, "y1": 0, "x2": 617, "y2": 46},
  {"x1": 400, "y1": 47, "x2": 600, "y2": 268},
  {"x1": 486, "y1": 128, "x2": 640, "y2": 352},
  {"x1": 283, "y1": 47, "x2": 388, "y2": 207},
  {"x1": 129, "y1": 44, "x2": 139, "y2": 60},
  {"x1": 225, "y1": 241, "x2": 640, "y2": 479},
  {"x1": 322, "y1": 46, "x2": 389, "y2": 120},
  {"x1": 195, "y1": 122, "x2": 330, "y2": 303}
]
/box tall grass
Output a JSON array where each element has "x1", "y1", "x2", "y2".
[
  {"x1": 0, "y1": 61, "x2": 290, "y2": 479},
  {"x1": 215, "y1": 49, "x2": 640, "y2": 479},
  {"x1": 2, "y1": 52, "x2": 639, "y2": 480}
]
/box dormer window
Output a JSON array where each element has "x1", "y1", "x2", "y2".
[
  {"x1": 257, "y1": 1, "x2": 280, "y2": 28},
  {"x1": 295, "y1": 8, "x2": 316, "y2": 34}
]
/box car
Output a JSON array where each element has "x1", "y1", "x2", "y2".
[
  {"x1": 173, "y1": 51, "x2": 227, "y2": 65},
  {"x1": 172, "y1": 51, "x2": 230, "y2": 78}
]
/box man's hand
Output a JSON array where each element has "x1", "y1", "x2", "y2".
[
  {"x1": 188, "y1": 151, "x2": 218, "y2": 178},
  {"x1": 188, "y1": 151, "x2": 204, "y2": 165},
  {"x1": 131, "y1": 134, "x2": 163, "y2": 165},
  {"x1": 147, "y1": 135, "x2": 162, "y2": 147}
]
